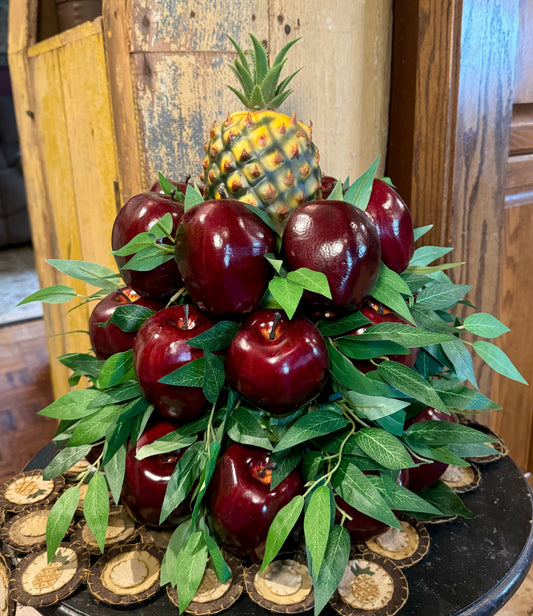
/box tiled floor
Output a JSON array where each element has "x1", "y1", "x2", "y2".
[{"x1": 1, "y1": 318, "x2": 533, "y2": 615}]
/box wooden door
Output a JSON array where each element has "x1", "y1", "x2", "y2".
[
  {"x1": 490, "y1": 0, "x2": 533, "y2": 470},
  {"x1": 386, "y1": 1, "x2": 533, "y2": 469}
]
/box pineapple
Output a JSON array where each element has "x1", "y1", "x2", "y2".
[{"x1": 200, "y1": 34, "x2": 322, "y2": 232}]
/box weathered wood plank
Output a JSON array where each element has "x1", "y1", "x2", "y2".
[{"x1": 269, "y1": 1, "x2": 392, "y2": 180}]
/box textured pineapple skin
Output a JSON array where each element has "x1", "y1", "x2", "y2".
[{"x1": 201, "y1": 110, "x2": 322, "y2": 232}]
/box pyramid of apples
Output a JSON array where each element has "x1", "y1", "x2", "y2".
[{"x1": 31, "y1": 34, "x2": 525, "y2": 615}]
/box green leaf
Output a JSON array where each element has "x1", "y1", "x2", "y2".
[
  {"x1": 88, "y1": 383, "x2": 143, "y2": 409},
  {"x1": 46, "y1": 486, "x2": 80, "y2": 561},
  {"x1": 328, "y1": 344, "x2": 395, "y2": 397},
  {"x1": 416, "y1": 481, "x2": 474, "y2": 519},
  {"x1": 303, "y1": 485, "x2": 331, "y2": 578},
  {"x1": 203, "y1": 351, "x2": 225, "y2": 404},
  {"x1": 136, "y1": 433, "x2": 197, "y2": 460},
  {"x1": 355, "y1": 322, "x2": 453, "y2": 347},
  {"x1": 121, "y1": 245, "x2": 174, "y2": 272},
  {"x1": 327, "y1": 180, "x2": 344, "y2": 201},
  {"x1": 273, "y1": 410, "x2": 347, "y2": 452},
  {"x1": 190, "y1": 441, "x2": 221, "y2": 526},
  {"x1": 47, "y1": 259, "x2": 122, "y2": 290},
  {"x1": 184, "y1": 183, "x2": 205, "y2": 211},
  {"x1": 373, "y1": 262, "x2": 414, "y2": 296},
  {"x1": 58, "y1": 353, "x2": 103, "y2": 379},
  {"x1": 346, "y1": 391, "x2": 410, "y2": 421},
  {"x1": 303, "y1": 451, "x2": 325, "y2": 483},
  {"x1": 103, "y1": 304, "x2": 156, "y2": 333},
  {"x1": 68, "y1": 405, "x2": 123, "y2": 446},
  {"x1": 268, "y1": 277, "x2": 303, "y2": 319},
  {"x1": 463, "y1": 313, "x2": 510, "y2": 338},
  {"x1": 377, "y1": 410, "x2": 407, "y2": 436},
  {"x1": 337, "y1": 337, "x2": 410, "y2": 360},
  {"x1": 313, "y1": 526, "x2": 351, "y2": 616},
  {"x1": 377, "y1": 361, "x2": 449, "y2": 414},
  {"x1": 441, "y1": 338, "x2": 478, "y2": 389},
  {"x1": 271, "y1": 448, "x2": 302, "y2": 490},
  {"x1": 354, "y1": 428, "x2": 414, "y2": 469},
  {"x1": 187, "y1": 321, "x2": 240, "y2": 351},
  {"x1": 83, "y1": 472, "x2": 110, "y2": 553},
  {"x1": 380, "y1": 474, "x2": 442, "y2": 515},
  {"x1": 406, "y1": 262, "x2": 465, "y2": 275},
  {"x1": 410, "y1": 246, "x2": 454, "y2": 266},
  {"x1": 370, "y1": 285, "x2": 414, "y2": 323},
  {"x1": 405, "y1": 420, "x2": 496, "y2": 446},
  {"x1": 159, "y1": 357, "x2": 205, "y2": 387},
  {"x1": 261, "y1": 495, "x2": 304, "y2": 573},
  {"x1": 473, "y1": 341, "x2": 528, "y2": 384},
  {"x1": 411, "y1": 306, "x2": 458, "y2": 334},
  {"x1": 244, "y1": 204, "x2": 280, "y2": 234},
  {"x1": 287, "y1": 268, "x2": 332, "y2": 299},
  {"x1": 43, "y1": 444, "x2": 92, "y2": 480},
  {"x1": 17, "y1": 284, "x2": 77, "y2": 305},
  {"x1": 449, "y1": 442, "x2": 501, "y2": 458},
  {"x1": 343, "y1": 156, "x2": 380, "y2": 211},
  {"x1": 38, "y1": 389, "x2": 101, "y2": 420},
  {"x1": 227, "y1": 407, "x2": 273, "y2": 450},
  {"x1": 96, "y1": 350, "x2": 135, "y2": 389},
  {"x1": 161, "y1": 521, "x2": 191, "y2": 586},
  {"x1": 157, "y1": 172, "x2": 178, "y2": 196},
  {"x1": 160, "y1": 442, "x2": 206, "y2": 524},
  {"x1": 110, "y1": 231, "x2": 159, "y2": 257},
  {"x1": 264, "y1": 253, "x2": 284, "y2": 274},
  {"x1": 413, "y1": 225, "x2": 433, "y2": 242},
  {"x1": 203, "y1": 532, "x2": 232, "y2": 583},
  {"x1": 432, "y1": 381, "x2": 501, "y2": 411},
  {"x1": 415, "y1": 283, "x2": 472, "y2": 310},
  {"x1": 103, "y1": 445, "x2": 126, "y2": 505},
  {"x1": 175, "y1": 531, "x2": 208, "y2": 612},
  {"x1": 103, "y1": 419, "x2": 135, "y2": 465},
  {"x1": 318, "y1": 311, "x2": 371, "y2": 337},
  {"x1": 332, "y1": 459, "x2": 400, "y2": 528},
  {"x1": 406, "y1": 441, "x2": 469, "y2": 467}
]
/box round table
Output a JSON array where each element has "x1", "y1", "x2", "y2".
[{"x1": 24, "y1": 444, "x2": 533, "y2": 616}]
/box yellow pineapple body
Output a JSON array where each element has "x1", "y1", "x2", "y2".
[{"x1": 201, "y1": 110, "x2": 322, "y2": 232}]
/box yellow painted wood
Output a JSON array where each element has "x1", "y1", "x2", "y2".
[{"x1": 9, "y1": 7, "x2": 121, "y2": 397}]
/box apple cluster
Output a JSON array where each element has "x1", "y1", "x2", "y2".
[{"x1": 84, "y1": 170, "x2": 459, "y2": 561}]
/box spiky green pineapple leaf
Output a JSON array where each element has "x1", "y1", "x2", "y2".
[
  {"x1": 249, "y1": 34, "x2": 269, "y2": 84},
  {"x1": 272, "y1": 37, "x2": 301, "y2": 68},
  {"x1": 260, "y1": 58, "x2": 287, "y2": 103}
]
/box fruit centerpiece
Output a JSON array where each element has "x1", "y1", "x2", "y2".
[{"x1": 7, "y1": 34, "x2": 526, "y2": 616}]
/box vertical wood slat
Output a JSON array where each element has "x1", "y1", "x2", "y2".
[
  {"x1": 9, "y1": 8, "x2": 121, "y2": 398},
  {"x1": 387, "y1": 0, "x2": 520, "y2": 402}
]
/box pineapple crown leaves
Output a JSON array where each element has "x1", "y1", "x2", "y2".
[{"x1": 226, "y1": 33, "x2": 302, "y2": 111}]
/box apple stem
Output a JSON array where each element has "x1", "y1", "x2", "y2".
[
  {"x1": 269, "y1": 311, "x2": 282, "y2": 340},
  {"x1": 258, "y1": 461, "x2": 278, "y2": 478},
  {"x1": 182, "y1": 303, "x2": 190, "y2": 329}
]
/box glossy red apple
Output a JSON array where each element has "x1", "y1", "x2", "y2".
[
  {"x1": 335, "y1": 469, "x2": 409, "y2": 542},
  {"x1": 365, "y1": 179, "x2": 415, "y2": 274},
  {"x1": 121, "y1": 418, "x2": 188, "y2": 526},
  {"x1": 88, "y1": 287, "x2": 165, "y2": 360},
  {"x1": 349, "y1": 300, "x2": 418, "y2": 372},
  {"x1": 319, "y1": 175, "x2": 339, "y2": 199},
  {"x1": 133, "y1": 304, "x2": 214, "y2": 421},
  {"x1": 174, "y1": 199, "x2": 277, "y2": 317},
  {"x1": 208, "y1": 443, "x2": 303, "y2": 561},
  {"x1": 225, "y1": 309, "x2": 329, "y2": 415},
  {"x1": 405, "y1": 406, "x2": 458, "y2": 492},
  {"x1": 111, "y1": 191, "x2": 184, "y2": 299},
  {"x1": 282, "y1": 200, "x2": 381, "y2": 311}
]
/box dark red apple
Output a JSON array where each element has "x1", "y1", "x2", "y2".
[
  {"x1": 349, "y1": 300, "x2": 418, "y2": 372},
  {"x1": 121, "y1": 418, "x2": 188, "y2": 526},
  {"x1": 282, "y1": 200, "x2": 381, "y2": 311},
  {"x1": 319, "y1": 175, "x2": 339, "y2": 199},
  {"x1": 111, "y1": 192, "x2": 184, "y2": 299},
  {"x1": 225, "y1": 309, "x2": 329, "y2": 415},
  {"x1": 133, "y1": 304, "x2": 214, "y2": 421},
  {"x1": 335, "y1": 469, "x2": 409, "y2": 542},
  {"x1": 365, "y1": 179, "x2": 415, "y2": 274},
  {"x1": 174, "y1": 199, "x2": 277, "y2": 317},
  {"x1": 150, "y1": 178, "x2": 205, "y2": 200},
  {"x1": 405, "y1": 406, "x2": 458, "y2": 492},
  {"x1": 88, "y1": 287, "x2": 165, "y2": 360},
  {"x1": 208, "y1": 443, "x2": 303, "y2": 561}
]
